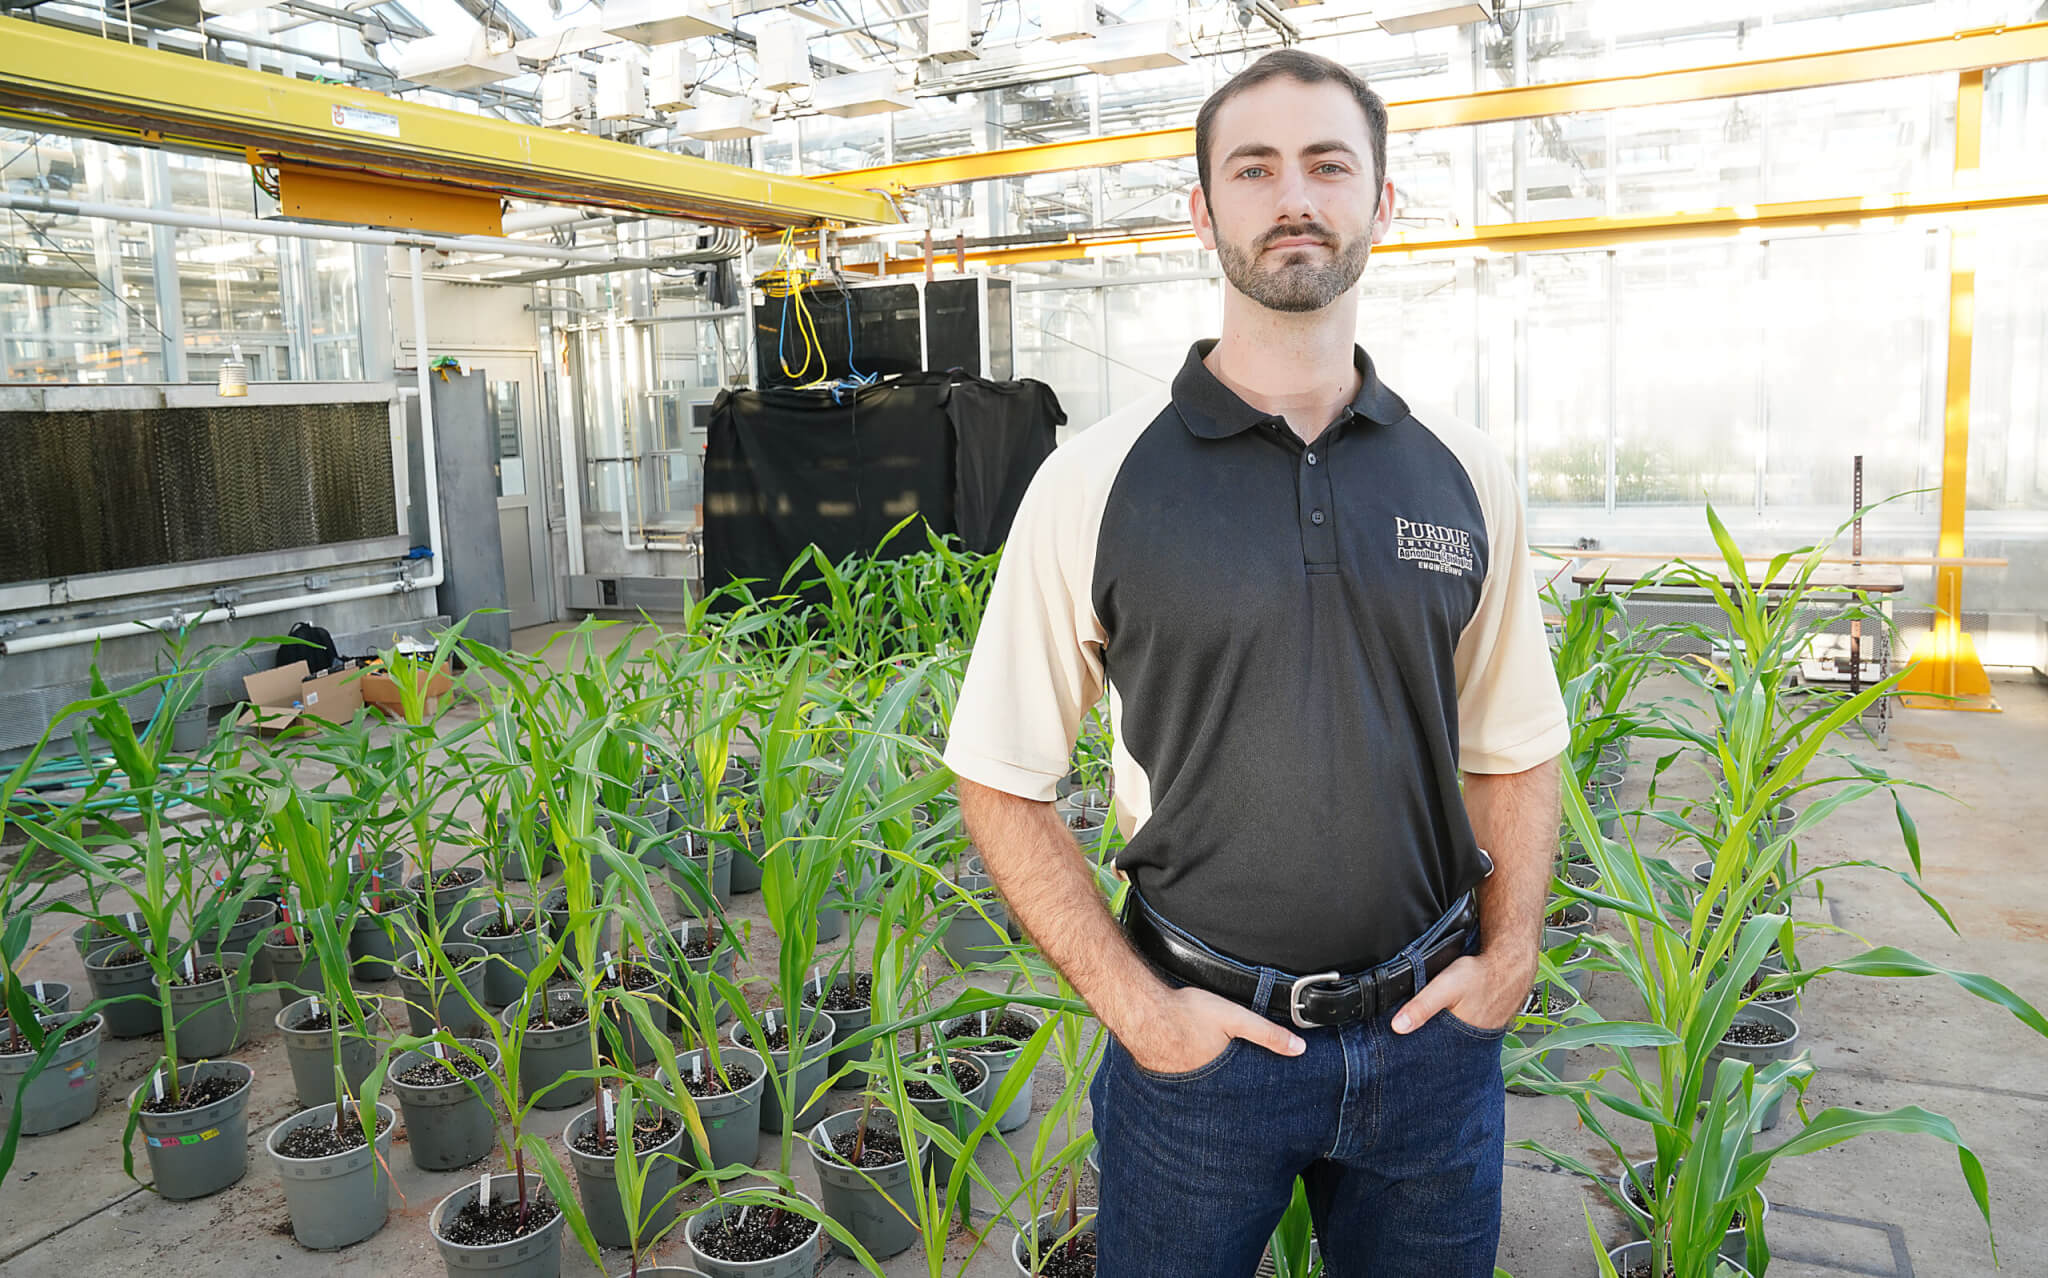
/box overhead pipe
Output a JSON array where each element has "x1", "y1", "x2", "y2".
[{"x1": 0, "y1": 243, "x2": 453, "y2": 656}]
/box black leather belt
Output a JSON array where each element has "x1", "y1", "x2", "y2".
[{"x1": 1122, "y1": 890, "x2": 1479, "y2": 1030}]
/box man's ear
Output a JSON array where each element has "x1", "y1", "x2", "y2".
[
  {"x1": 1369, "y1": 176, "x2": 1395, "y2": 246},
  {"x1": 1190, "y1": 183, "x2": 1217, "y2": 250}
]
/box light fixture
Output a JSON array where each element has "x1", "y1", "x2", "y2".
[
  {"x1": 676, "y1": 94, "x2": 769, "y2": 140},
  {"x1": 755, "y1": 15, "x2": 812, "y2": 93},
  {"x1": 599, "y1": 0, "x2": 724, "y2": 44},
  {"x1": 394, "y1": 31, "x2": 522, "y2": 90},
  {"x1": 541, "y1": 66, "x2": 595, "y2": 130},
  {"x1": 648, "y1": 44, "x2": 698, "y2": 111},
  {"x1": 597, "y1": 56, "x2": 648, "y2": 120},
  {"x1": 1077, "y1": 20, "x2": 1190, "y2": 75},
  {"x1": 1372, "y1": 1, "x2": 1493, "y2": 35},
  {"x1": 218, "y1": 345, "x2": 249, "y2": 398},
  {"x1": 925, "y1": 0, "x2": 981, "y2": 63},
  {"x1": 812, "y1": 69, "x2": 913, "y2": 117},
  {"x1": 1042, "y1": 0, "x2": 1095, "y2": 41}
]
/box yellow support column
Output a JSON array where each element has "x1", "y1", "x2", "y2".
[{"x1": 1901, "y1": 69, "x2": 1999, "y2": 712}]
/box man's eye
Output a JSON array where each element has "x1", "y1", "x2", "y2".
[
  {"x1": 1316, "y1": 163, "x2": 1349, "y2": 175},
  {"x1": 1238, "y1": 166, "x2": 1268, "y2": 180}
]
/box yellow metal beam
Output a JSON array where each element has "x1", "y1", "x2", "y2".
[
  {"x1": 0, "y1": 16, "x2": 897, "y2": 231},
  {"x1": 1901, "y1": 69, "x2": 1999, "y2": 712},
  {"x1": 857, "y1": 181, "x2": 2048, "y2": 274},
  {"x1": 275, "y1": 165, "x2": 505, "y2": 238},
  {"x1": 817, "y1": 22, "x2": 2048, "y2": 193}
]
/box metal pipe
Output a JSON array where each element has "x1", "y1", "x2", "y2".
[
  {"x1": 408, "y1": 243, "x2": 448, "y2": 595},
  {"x1": 0, "y1": 193, "x2": 659, "y2": 268}
]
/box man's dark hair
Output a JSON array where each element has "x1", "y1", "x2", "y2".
[{"x1": 1194, "y1": 49, "x2": 1389, "y2": 197}]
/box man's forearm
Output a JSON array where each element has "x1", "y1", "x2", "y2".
[
  {"x1": 1464, "y1": 758, "x2": 1561, "y2": 975},
  {"x1": 956, "y1": 778, "x2": 1170, "y2": 1040}
]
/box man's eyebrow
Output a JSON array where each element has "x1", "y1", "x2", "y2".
[
  {"x1": 1302, "y1": 140, "x2": 1361, "y2": 158},
  {"x1": 1220, "y1": 140, "x2": 1361, "y2": 165},
  {"x1": 1221, "y1": 142, "x2": 1281, "y2": 164}
]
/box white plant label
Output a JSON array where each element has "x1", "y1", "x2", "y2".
[
  {"x1": 766, "y1": 1010, "x2": 777, "y2": 1035},
  {"x1": 430, "y1": 1041, "x2": 443, "y2": 1059},
  {"x1": 479, "y1": 1172, "x2": 491, "y2": 1207},
  {"x1": 599, "y1": 1088, "x2": 615, "y2": 1128},
  {"x1": 813, "y1": 967, "x2": 822, "y2": 998},
  {"x1": 152, "y1": 1072, "x2": 164, "y2": 1101},
  {"x1": 183, "y1": 950, "x2": 196, "y2": 980},
  {"x1": 691, "y1": 1056, "x2": 703, "y2": 1083},
  {"x1": 31, "y1": 981, "x2": 43, "y2": 1001},
  {"x1": 979, "y1": 1010, "x2": 988, "y2": 1035},
  {"x1": 309, "y1": 995, "x2": 321, "y2": 1019},
  {"x1": 123, "y1": 912, "x2": 139, "y2": 931}
]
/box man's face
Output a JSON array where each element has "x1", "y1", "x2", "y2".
[{"x1": 1192, "y1": 76, "x2": 1393, "y2": 314}]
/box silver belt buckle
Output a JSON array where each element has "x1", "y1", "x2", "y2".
[{"x1": 1287, "y1": 971, "x2": 1343, "y2": 1030}]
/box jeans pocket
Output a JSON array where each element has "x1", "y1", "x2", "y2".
[
  {"x1": 1439, "y1": 1009, "x2": 1512, "y2": 1042},
  {"x1": 1128, "y1": 1036, "x2": 1245, "y2": 1083}
]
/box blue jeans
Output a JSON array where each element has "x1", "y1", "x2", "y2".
[{"x1": 1089, "y1": 1003, "x2": 1506, "y2": 1277}]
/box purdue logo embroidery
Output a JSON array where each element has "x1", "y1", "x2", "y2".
[{"x1": 1393, "y1": 517, "x2": 1476, "y2": 576}]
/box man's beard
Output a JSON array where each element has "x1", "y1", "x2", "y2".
[{"x1": 1214, "y1": 222, "x2": 1370, "y2": 314}]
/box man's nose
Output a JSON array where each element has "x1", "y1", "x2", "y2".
[{"x1": 1273, "y1": 166, "x2": 1318, "y2": 222}]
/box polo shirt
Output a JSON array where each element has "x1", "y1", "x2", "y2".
[{"x1": 943, "y1": 340, "x2": 1568, "y2": 973}]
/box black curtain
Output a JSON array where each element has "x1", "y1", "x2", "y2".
[{"x1": 704, "y1": 372, "x2": 1063, "y2": 597}]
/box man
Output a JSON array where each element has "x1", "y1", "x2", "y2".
[{"x1": 943, "y1": 49, "x2": 1565, "y2": 1278}]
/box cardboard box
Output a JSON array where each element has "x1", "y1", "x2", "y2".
[
  {"x1": 360, "y1": 666, "x2": 456, "y2": 718},
  {"x1": 235, "y1": 660, "x2": 365, "y2": 735}
]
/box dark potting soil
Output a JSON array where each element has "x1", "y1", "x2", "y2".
[
  {"x1": 692, "y1": 1206, "x2": 817, "y2": 1262},
  {"x1": 0, "y1": 1017, "x2": 96, "y2": 1055},
  {"x1": 442, "y1": 1189, "x2": 560, "y2": 1247},
  {"x1": 96, "y1": 946, "x2": 149, "y2": 968},
  {"x1": 905, "y1": 1058, "x2": 982, "y2": 1101},
  {"x1": 678, "y1": 1061, "x2": 754, "y2": 1097},
  {"x1": 294, "y1": 1008, "x2": 336, "y2": 1031},
  {"x1": 430, "y1": 868, "x2": 480, "y2": 889},
  {"x1": 139, "y1": 1073, "x2": 241, "y2": 1114},
  {"x1": 1522, "y1": 988, "x2": 1574, "y2": 1017},
  {"x1": 1027, "y1": 1231, "x2": 1099, "y2": 1278},
  {"x1": 166, "y1": 964, "x2": 227, "y2": 988},
  {"x1": 276, "y1": 1112, "x2": 390, "y2": 1159},
  {"x1": 677, "y1": 931, "x2": 720, "y2": 960},
  {"x1": 528, "y1": 1002, "x2": 591, "y2": 1030},
  {"x1": 594, "y1": 962, "x2": 661, "y2": 993},
  {"x1": 828, "y1": 1124, "x2": 904, "y2": 1168},
  {"x1": 570, "y1": 1112, "x2": 678, "y2": 1156},
  {"x1": 1723, "y1": 1020, "x2": 1790, "y2": 1046},
  {"x1": 398, "y1": 1053, "x2": 486, "y2": 1086},
  {"x1": 1743, "y1": 972, "x2": 1794, "y2": 1004},
  {"x1": 955, "y1": 1012, "x2": 1036, "y2": 1046},
  {"x1": 758, "y1": 1020, "x2": 810, "y2": 1052},
  {"x1": 802, "y1": 972, "x2": 872, "y2": 1012},
  {"x1": 1621, "y1": 1263, "x2": 1681, "y2": 1278},
  {"x1": 472, "y1": 913, "x2": 540, "y2": 937},
  {"x1": 1545, "y1": 905, "x2": 1589, "y2": 928}
]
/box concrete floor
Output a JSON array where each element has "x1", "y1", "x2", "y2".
[{"x1": 3, "y1": 657, "x2": 2045, "y2": 1278}]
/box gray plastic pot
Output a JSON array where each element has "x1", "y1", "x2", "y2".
[
  {"x1": 727, "y1": 829, "x2": 766, "y2": 895},
  {"x1": 266, "y1": 1101, "x2": 398, "y2": 1250},
  {"x1": 663, "y1": 923, "x2": 741, "y2": 1027},
  {"x1": 899, "y1": 1052, "x2": 989, "y2": 1206},
  {"x1": 429, "y1": 1171, "x2": 564, "y2": 1277},
  {"x1": 83, "y1": 941, "x2": 169, "y2": 1039},
  {"x1": 399, "y1": 945, "x2": 490, "y2": 1037},
  {"x1": 1013, "y1": 1208, "x2": 1097, "y2": 1276},
  {"x1": 804, "y1": 976, "x2": 871, "y2": 1079},
  {"x1": 132, "y1": 1059, "x2": 254, "y2": 1200},
  {"x1": 1506, "y1": 983, "x2": 1582, "y2": 1097},
  {"x1": 410, "y1": 867, "x2": 486, "y2": 938},
  {"x1": 261, "y1": 934, "x2": 327, "y2": 1001},
  {"x1": 542, "y1": 887, "x2": 615, "y2": 960},
  {"x1": 731, "y1": 1007, "x2": 833, "y2": 1135},
  {"x1": 1605, "y1": 1240, "x2": 1750, "y2": 1277},
  {"x1": 22, "y1": 980, "x2": 69, "y2": 1015},
  {"x1": 275, "y1": 995, "x2": 384, "y2": 1110},
  {"x1": 670, "y1": 1047, "x2": 766, "y2": 1174},
  {"x1": 390, "y1": 1039, "x2": 501, "y2": 1171},
  {"x1": 170, "y1": 703, "x2": 209, "y2": 751},
  {"x1": 1702, "y1": 1004, "x2": 1801, "y2": 1131},
  {"x1": 72, "y1": 918, "x2": 130, "y2": 962},
  {"x1": 596, "y1": 957, "x2": 673, "y2": 1067},
  {"x1": 564, "y1": 1101, "x2": 686, "y2": 1248},
  {"x1": 684, "y1": 1190, "x2": 823, "y2": 1278},
  {"x1": 1617, "y1": 1156, "x2": 1770, "y2": 1265},
  {"x1": 0, "y1": 1012, "x2": 102, "y2": 1134},
  {"x1": 216, "y1": 899, "x2": 278, "y2": 963},
  {"x1": 1547, "y1": 900, "x2": 1594, "y2": 939},
  {"x1": 668, "y1": 833, "x2": 735, "y2": 914},
  {"x1": 944, "y1": 1007, "x2": 1041, "y2": 1133},
  {"x1": 463, "y1": 911, "x2": 547, "y2": 1007},
  {"x1": 813, "y1": 902, "x2": 846, "y2": 945},
  {"x1": 168, "y1": 953, "x2": 247, "y2": 1060},
  {"x1": 809, "y1": 1106, "x2": 930, "y2": 1260},
  {"x1": 1563, "y1": 862, "x2": 1602, "y2": 927},
  {"x1": 349, "y1": 908, "x2": 407, "y2": 983},
  {"x1": 609, "y1": 1270, "x2": 712, "y2": 1277},
  {"x1": 502, "y1": 993, "x2": 595, "y2": 1111},
  {"x1": 1542, "y1": 926, "x2": 1593, "y2": 998},
  {"x1": 502, "y1": 812, "x2": 560, "y2": 881},
  {"x1": 940, "y1": 856, "x2": 1010, "y2": 966}
]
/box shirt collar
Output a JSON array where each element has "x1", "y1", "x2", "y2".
[{"x1": 1171, "y1": 338, "x2": 1410, "y2": 439}]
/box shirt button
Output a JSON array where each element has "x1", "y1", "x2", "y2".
[
  {"x1": 1306, "y1": 452, "x2": 1318, "y2": 466},
  {"x1": 1311, "y1": 509, "x2": 1326, "y2": 526}
]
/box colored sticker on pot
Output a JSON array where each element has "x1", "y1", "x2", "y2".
[
  {"x1": 146, "y1": 1128, "x2": 219, "y2": 1148},
  {"x1": 66, "y1": 1058, "x2": 95, "y2": 1087}
]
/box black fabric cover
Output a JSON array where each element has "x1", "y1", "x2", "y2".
[
  {"x1": 944, "y1": 378, "x2": 1063, "y2": 554},
  {"x1": 704, "y1": 372, "x2": 1063, "y2": 596}
]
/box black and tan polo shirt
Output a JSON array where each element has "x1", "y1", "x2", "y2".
[{"x1": 944, "y1": 340, "x2": 1567, "y2": 974}]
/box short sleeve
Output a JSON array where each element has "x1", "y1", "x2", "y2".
[
  {"x1": 943, "y1": 447, "x2": 1109, "y2": 802},
  {"x1": 1452, "y1": 444, "x2": 1569, "y2": 774}
]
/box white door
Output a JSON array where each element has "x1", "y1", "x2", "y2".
[{"x1": 458, "y1": 354, "x2": 552, "y2": 631}]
